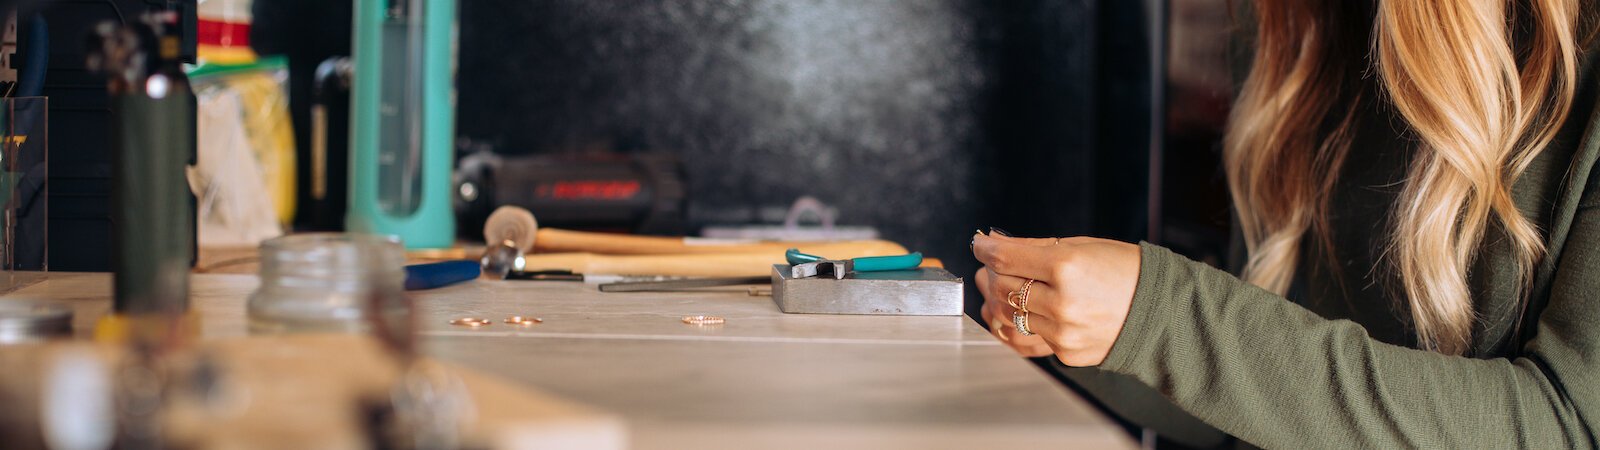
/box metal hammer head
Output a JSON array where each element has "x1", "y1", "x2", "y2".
[
  {"x1": 790, "y1": 259, "x2": 853, "y2": 280},
  {"x1": 480, "y1": 206, "x2": 538, "y2": 279}
]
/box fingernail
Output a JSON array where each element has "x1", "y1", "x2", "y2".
[
  {"x1": 988, "y1": 319, "x2": 1010, "y2": 341},
  {"x1": 989, "y1": 227, "x2": 1012, "y2": 237}
]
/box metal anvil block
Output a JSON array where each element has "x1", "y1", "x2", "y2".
[{"x1": 770, "y1": 264, "x2": 964, "y2": 316}]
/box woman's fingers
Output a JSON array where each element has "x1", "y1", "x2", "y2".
[
  {"x1": 976, "y1": 236, "x2": 1142, "y2": 367},
  {"x1": 1020, "y1": 313, "x2": 1071, "y2": 362},
  {"x1": 985, "y1": 269, "x2": 1022, "y2": 309},
  {"x1": 987, "y1": 300, "x2": 1053, "y2": 356},
  {"x1": 972, "y1": 234, "x2": 1060, "y2": 282},
  {"x1": 978, "y1": 267, "x2": 1027, "y2": 319},
  {"x1": 987, "y1": 233, "x2": 1060, "y2": 247},
  {"x1": 974, "y1": 265, "x2": 995, "y2": 303},
  {"x1": 982, "y1": 301, "x2": 1011, "y2": 343},
  {"x1": 976, "y1": 266, "x2": 1051, "y2": 355},
  {"x1": 985, "y1": 267, "x2": 1062, "y2": 321},
  {"x1": 974, "y1": 267, "x2": 1008, "y2": 323},
  {"x1": 1017, "y1": 313, "x2": 1095, "y2": 366}
]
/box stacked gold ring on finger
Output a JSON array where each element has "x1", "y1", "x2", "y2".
[
  {"x1": 1017, "y1": 279, "x2": 1036, "y2": 312},
  {"x1": 1006, "y1": 290, "x2": 1023, "y2": 309},
  {"x1": 1012, "y1": 279, "x2": 1037, "y2": 336},
  {"x1": 1011, "y1": 310, "x2": 1031, "y2": 336}
]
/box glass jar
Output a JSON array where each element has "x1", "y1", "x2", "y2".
[
  {"x1": 248, "y1": 233, "x2": 406, "y2": 333},
  {"x1": 0, "y1": 302, "x2": 71, "y2": 344}
]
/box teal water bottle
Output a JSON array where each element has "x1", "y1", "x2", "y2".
[{"x1": 346, "y1": 0, "x2": 455, "y2": 249}]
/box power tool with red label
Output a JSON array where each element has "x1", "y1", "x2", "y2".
[{"x1": 453, "y1": 151, "x2": 688, "y2": 238}]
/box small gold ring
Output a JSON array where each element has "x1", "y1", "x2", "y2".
[
  {"x1": 1006, "y1": 290, "x2": 1022, "y2": 309},
  {"x1": 449, "y1": 317, "x2": 492, "y2": 327},
  {"x1": 504, "y1": 316, "x2": 543, "y2": 325},
  {"x1": 682, "y1": 315, "x2": 725, "y2": 325}
]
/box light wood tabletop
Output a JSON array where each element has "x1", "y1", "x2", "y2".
[{"x1": 1, "y1": 272, "x2": 1133, "y2": 449}]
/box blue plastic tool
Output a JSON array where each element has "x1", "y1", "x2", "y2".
[
  {"x1": 784, "y1": 248, "x2": 923, "y2": 272},
  {"x1": 404, "y1": 260, "x2": 481, "y2": 290}
]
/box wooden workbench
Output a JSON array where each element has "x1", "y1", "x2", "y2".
[{"x1": 1, "y1": 273, "x2": 1132, "y2": 449}]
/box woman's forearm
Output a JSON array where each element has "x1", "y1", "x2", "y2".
[{"x1": 1104, "y1": 242, "x2": 1599, "y2": 449}]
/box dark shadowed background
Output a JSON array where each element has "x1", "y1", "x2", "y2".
[{"x1": 449, "y1": 0, "x2": 1159, "y2": 317}]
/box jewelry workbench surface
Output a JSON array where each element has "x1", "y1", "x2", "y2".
[{"x1": 3, "y1": 272, "x2": 1133, "y2": 449}]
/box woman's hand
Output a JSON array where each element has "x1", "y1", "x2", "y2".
[{"x1": 972, "y1": 233, "x2": 1142, "y2": 367}]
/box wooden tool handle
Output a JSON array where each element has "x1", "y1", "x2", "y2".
[
  {"x1": 520, "y1": 250, "x2": 943, "y2": 278},
  {"x1": 533, "y1": 228, "x2": 908, "y2": 256}
]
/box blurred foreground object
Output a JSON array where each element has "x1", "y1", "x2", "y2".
[
  {"x1": 0, "y1": 301, "x2": 70, "y2": 344},
  {"x1": 0, "y1": 335, "x2": 625, "y2": 449},
  {"x1": 345, "y1": 0, "x2": 456, "y2": 249}
]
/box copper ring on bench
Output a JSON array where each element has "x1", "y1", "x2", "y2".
[
  {"x1": 449, "y1": 317, "x2": 492, "y2": 327},
  {"x1": 681, "y1": 315, "x2": 725, "y2": 325},
  {"x1": 504, "y1": 316, "x2": 542, "y2": 325}
]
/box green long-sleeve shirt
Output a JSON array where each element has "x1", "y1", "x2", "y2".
[{"x1": 1090, "y1": 36, "x2": 1600, "y2": 450}]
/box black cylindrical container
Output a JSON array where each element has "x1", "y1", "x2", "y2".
[{"x1": 111, "y1": 76, "x2": 193, "y2": 314}]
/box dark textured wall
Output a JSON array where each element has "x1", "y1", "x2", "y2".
[{"x1": 456, "y1": 0, "x2": 1138, "y2": 307}]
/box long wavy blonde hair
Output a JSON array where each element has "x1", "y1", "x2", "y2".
[{"x1": 1227, "y1": 0, "x2": 1589, "y2": 355}]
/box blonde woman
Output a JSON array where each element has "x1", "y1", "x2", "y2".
[{"x1": 974, "y1": 0, "x2": 1599, "y2": 447}]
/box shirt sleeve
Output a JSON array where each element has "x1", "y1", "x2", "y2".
[{"x1": 1101, "y1": 231, "x2": 1600, "y2": 448}]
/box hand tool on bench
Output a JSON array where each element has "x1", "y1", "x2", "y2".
[
  {"x1": 784, "y1": 248, "x2": 924, "y2": 279},
  {"x1": 513, "y1": 249, "x2": 910, "y2": 278},
  {"x1": 595, "y1": 249, "x2": 927, "y2": 293},
  {"x1": 771, "y1": 249, "x2": 964, "y2": 316},
  {"x1": 596, "y1": 276, "x2": 771, "y2": 293},
  {"x1": 476, "y1": 205, "x2": 909, "y2": 278},
  {"x1": 404, "y1": 260, "x2": 483, "y2": 290},
  {"x1": 505, "y1": 270, "x2": 686, "y2": 284}
]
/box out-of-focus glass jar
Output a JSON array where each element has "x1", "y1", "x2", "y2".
[
  {"x1": 248, "y1": 233, "x2": 406, "y2": 333},
  {"x1": 0, "y1": 302, "x2": 71, "y2": 344}
]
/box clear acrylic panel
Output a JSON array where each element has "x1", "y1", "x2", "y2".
[{"x1": 0, "y1": 96, "x2": 48, "y2": 293}]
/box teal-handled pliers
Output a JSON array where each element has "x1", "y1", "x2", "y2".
[{"x1": 785, "y1": 248, "x2": 923, "y2": 279}]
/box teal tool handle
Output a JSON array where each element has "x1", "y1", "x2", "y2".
[
  {"x1": 852, "y1": 253, "x2": 923, "y2": 271},
  {"x1": 784, "y1": 249, "x2": 923, "y2": 272},
  {"x1": 785, "y1": 248, "x2": 823, "y2": 265}
]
